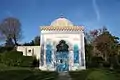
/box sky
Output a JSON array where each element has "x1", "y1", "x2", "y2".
[{"x1": 0, "y1": 0, "x2": 120, "y2": 43}]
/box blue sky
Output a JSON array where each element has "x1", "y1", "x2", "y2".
[{"x1": 0, "y1": 0, "x2": 120, "y2": 43}]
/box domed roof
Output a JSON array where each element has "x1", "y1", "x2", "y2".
[{"x1": 50, "y1": 17, "x2": 73, "y2": 26}]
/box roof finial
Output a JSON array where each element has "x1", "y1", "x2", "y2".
[{"x1": 60, "y1": 14, "x2": 64, "y2": 18}]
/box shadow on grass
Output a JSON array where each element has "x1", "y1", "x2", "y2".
[{"x1": 0, "y1": 69, "x2": 58, "y2": 80}]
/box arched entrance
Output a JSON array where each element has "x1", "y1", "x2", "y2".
[{"x1": 56, "y1": 40, "x2": 69, "y2": 72}]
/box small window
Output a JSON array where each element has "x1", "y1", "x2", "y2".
[{"x1": 28, "y1": 49, "x2": 31, "y2": 52}]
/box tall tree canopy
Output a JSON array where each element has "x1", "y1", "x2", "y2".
[
  {"x1": 94, "y1": 29, "x2": 119, "y2": 61},
  {"x1": 0, "y1": 17, "x2": 22, "y2": 46},
  {"x1": 33, "y1": 36, "x2": 40, "y2": 46},
  {"x1": 85, "y1": 27, "x2": 120, "y2": 68},
  {"x1": 23, "y1": 36, "x2": 40, "y2": 46}
]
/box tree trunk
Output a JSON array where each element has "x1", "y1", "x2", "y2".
[{"x1": 13, "y1": 35, "x2": 18, "y2": 46}]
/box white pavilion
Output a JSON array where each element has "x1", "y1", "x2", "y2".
[{"x1": 17, "y1": 17, "x2": 86, "y2": 71}]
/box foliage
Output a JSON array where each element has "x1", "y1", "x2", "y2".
[
  {"x1": 95, "y1": 31, "x2": 119, "y2": 62},
  {"x1": 0, "y1": 51, "x2": 23, "y2": 66},
  {"x1": 0, "y1": 17, "x2": 22, "y2": 46},
  {"x1": 0, "y1": 63, "x2": 8, "y2": 70},
  {"x1": 0, "y1": 46, "x2": 14, "y2": 53},
  {"x1": 22, "y1": 36, "x2": 40, "y2": 46},
  {"x1": 32, "y1": 58, "x2": 39, "y2": 67},
  {"x1": 85, "y1": 44, "x2": 93, "y2": 68},
  {"x1": 85, "y1": 27, "x2": 119, "y2": 68},
  {"x1": 89, "y1": 56, "x2": 104, "y2": 68},
  {"x1": 5, "y1": 38, "x2": 15, "y2": 47},
  {"x1": 0, "y1": 51, "x2": 35, "y2": 67},
  {"x1": 23, "y1": 40, "x2": 34, "y2": 46},
  {"x1": 33, "y1": 36, "x2": 40, "y2": 46},
  {"x1": 85, "y1": 27, "x2": 106, "y2": 44},
  {"x1": 20, "y1": 56, "x2": 34, "y2": 67}
]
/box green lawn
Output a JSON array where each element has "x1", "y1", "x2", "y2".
[
  {"x1": 0, "y1": 70, "x2": 58, "y2": 80},
  {"x1": 69, "y1": 68, "x2": 120, "y2": 80},
  {"x1": 1, "y1": 63, "x2": 120, "y2": 80},
  {"x1": 0, "y1": 63, "x2": 58, "y2": 80}
]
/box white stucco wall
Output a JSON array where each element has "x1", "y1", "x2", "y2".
[
  {"x1": 41, "y1": 31, "x2": 83, "y2": 49},
  {"x1": 40, "y1": 30, "x2": 86, "y2": 71},
  {"x1": 17, "y1": 46, "x2": 40, "y2": 59}
]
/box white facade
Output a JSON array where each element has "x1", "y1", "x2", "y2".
[
  {"x1": 17, "y1": 46, "x2": 40, "y2": 59},
  {"x1": 17, "y1": 17, "x2": 86, "y2": 71},
  {"x1": 39, "y1": 17, "x2": 86, "y2": 71}
]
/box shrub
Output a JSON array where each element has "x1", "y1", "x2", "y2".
[
  {"x1": 88, "y1": 56, "x2": 104, "y2": 68},
  {"x1": 0, "y1": 54, "x2": 1, "y2": 62},
  {"x1": 1, "y1": 51, "x2": 23, "y2": 66},
  {"x1": 1, "y1": 51, "x2": 35, "y2": 67},
  {"x1": 103, "y1": 61, "x2": 110, "y2": 68},
  {"x1": 20, "y1": 56, "x2": 34, "y2": 67},
  {"x1": 32, "y1": 58, "x2": 39, "y2": 67},
  {"x1": 0, "y1": 46, "x2": 14, "y2": 53}
]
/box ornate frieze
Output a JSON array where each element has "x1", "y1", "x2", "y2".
[{"x1": 41, "y1": 26, "x2": 84, "y2": 31}]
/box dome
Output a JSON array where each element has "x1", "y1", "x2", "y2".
[{"x1": 50, "y1": 17, "x2": 73, "y2": 26}]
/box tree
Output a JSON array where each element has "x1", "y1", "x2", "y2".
[
  {"x1": 33, "y1": 36, "x2": 40, "y2": 46},
  {"x1": 0, "y1": 17, "x2": 22, "y2": 46},
  {"x1": 85, "y1": 27, "x2": 120, "y2": 68},
  {"x1": 94, "y1": 29, "x2": 119, "y2": 63},
  {"x1": 22, "y1": 36, "x2": 40, "y2": 46},
  {"x1": 85, "y1": 26, "x2": 107, "y2": 44},
  {"x1": 23, "y1": 40, "x2": 34, "y2": 46}
]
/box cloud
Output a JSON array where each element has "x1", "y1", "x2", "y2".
[{"x1": 92, "y1": 0, "x2": 100, "y2": 21}]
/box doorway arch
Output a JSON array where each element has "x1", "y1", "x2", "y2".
[{"x1": 55, "y1": 40, "x2": 69, "y2": 72}]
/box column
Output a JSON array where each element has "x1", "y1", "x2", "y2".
[
  {"x1": 79, "y1": 49, "x2": 81, "y2": 67},
  {"x1": 81, "y1": 32, "x2": 86, "y2": 69},
  {"x1": 69, "y1": 50, "x2": 74, "y2": 71},
  {"x1": 52, "y1": 49, "x2": 55, "y2": 71},
  {"x1": 44, "y1": 44, "x2": 47, "y2": 68}
]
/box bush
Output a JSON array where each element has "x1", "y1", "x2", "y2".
[
  {"x1": 87, "y1": 56, "x2": 104, "y2": 68},
  {"x1": 20, "y1": 56, "x2": 34, "y2": 67},
  {"x1": 1, "y1": 51, "x2": 23, "y2": 66},
  {"x1": 0, "y1": 46, "x2": 14, "y2": 53},
  {"x1": 0, "y1": 54, "x2": 1, "y2": 62},
  {"x1": 103, "y1": 61, "x2": 110, "y2": 68},
  {"x1": 32, "y1": 58, "x2": 39, "y2": 67},
  {"x1": 1, "y1": 51, "x2": 35, "y2": 67}
]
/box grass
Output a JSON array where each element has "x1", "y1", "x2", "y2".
[
  {"x1": 69, "y1": 68, "x2": 120, "y2": 80},
  {"x1": 0, "y1": 70, "x2": 58, "y2": 80},
  {"x1": 69, "y1": 69, "x2": 92, "y2": 80},
  {"x1": 0, "y1": 63, "x2": 58, "y2": 80},
  {"x1": 1, "y1": 63, "x2": 120, "y2": 80}
]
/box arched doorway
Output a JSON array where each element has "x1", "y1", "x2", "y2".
[{"x1": 56, "y1": 40, "x2": 69, "y2": 72}]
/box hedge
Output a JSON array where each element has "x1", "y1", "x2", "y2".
[
  {"x1": 0, "y1": 51, "x2": 36, "y2": 67},
  {"x1": 20, "y1": 56, "x2": 34, "y2": 67}
]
